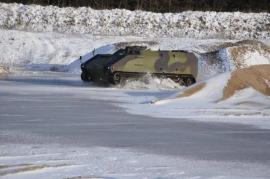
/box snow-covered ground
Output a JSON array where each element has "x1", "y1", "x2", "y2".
[
  {"x1": 1, "y1": 72, "x2": 270, "y2": 179},
  {"x1": 2, "y1": 140, "x2": 270, "y2": 179}
]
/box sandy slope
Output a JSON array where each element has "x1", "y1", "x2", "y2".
[{"x1": 223, "y1": 65, "x2": 270, "y2": 99}]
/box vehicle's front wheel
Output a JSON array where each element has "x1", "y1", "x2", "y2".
[{"x1": 81, "y1": 72, "x2": 91, "y2": 82}]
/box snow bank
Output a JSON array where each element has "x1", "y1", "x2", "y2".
[
  {"x1": 147, "y1": 64, "x2": 270, "y2": 120},
  {"x1": 155, "y1": 72, "x2": 231, "y2": 105},
  {"x1": 0, "y1": 3, "x2": 269, "y2": 39},
  {"x1": 197, "y1": 40, "x2": 270, "y2": 80},
  {"x1": 0, "y1": 29, "x2": 155, "y2": 73}
]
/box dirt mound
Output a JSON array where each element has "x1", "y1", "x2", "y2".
[{"x1": 222, "y1": 65, "x2": 270, "y2": 100}]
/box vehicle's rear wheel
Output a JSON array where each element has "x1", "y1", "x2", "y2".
[
  {"x1": 185, "y1": 77, "x2": 195, "y2": 86},
  {"x1": 112, "y1": 72, "x2": 121, "y2": 84}
]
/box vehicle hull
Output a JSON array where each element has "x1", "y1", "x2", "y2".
[{"x1": 81, "y1": 46, "x2": 198, "y2": 86}]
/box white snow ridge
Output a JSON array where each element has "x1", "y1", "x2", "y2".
[{"x1": 0, "y1": 3, "x2": 269, "y2": 39}]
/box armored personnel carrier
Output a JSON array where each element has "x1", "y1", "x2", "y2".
[{"x1": 81, "y1": 46, "x2": 197, "y2": 86}]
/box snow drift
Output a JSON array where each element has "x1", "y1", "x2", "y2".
[
  {"x1": 0, "y1": 3, "x2": 269, "y2": 39},
  {"x1": 155, "y1": 72, "x2": 231, "y2": 105},
  {"x1": 156, "y1": 65, "x2": 270, "y2": 109}
]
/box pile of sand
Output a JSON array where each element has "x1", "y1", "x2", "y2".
[{"x1": 222, "y1": 65, "x2": 270, "y2": 100}]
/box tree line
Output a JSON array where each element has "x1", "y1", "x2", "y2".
[{"x1": 1, "y1": 0, "x2": 269, "y2": 12}]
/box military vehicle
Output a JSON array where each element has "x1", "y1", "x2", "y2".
[{"x1": 80, "y1": 46, "x2": 197, "y2": 86}]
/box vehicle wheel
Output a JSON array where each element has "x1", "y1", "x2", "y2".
[
  {"x1": 177, "y1": 78, "x2": 185, "y2": 86},
  {"x1": 81, "y1": 72, "x2": 91, "y2": 82},
  {"x1": 81, "y1": 72, "x2": 87, "y2": 81},
  {"x1": 185, "y1": 78, "x2": 195, "y2": 86},
  {"x1": 112, "y1": 72, "x2": 121, "y2": 84}
]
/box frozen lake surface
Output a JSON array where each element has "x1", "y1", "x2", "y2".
[{"x1": 1, "y1": 72, "x2": 270, "y2": 178}]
